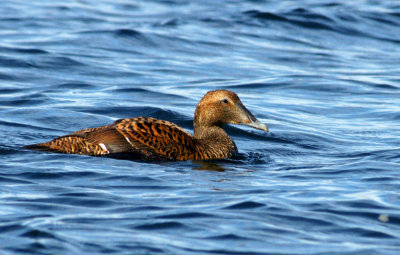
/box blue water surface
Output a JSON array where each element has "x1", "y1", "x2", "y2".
[{"x1": 0, "y1": 0, "x2": 400, "y2": 254}]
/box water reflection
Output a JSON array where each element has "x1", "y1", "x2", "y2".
[{"x1": 192, "y1": 160, "x2": 227, "y2": 171}]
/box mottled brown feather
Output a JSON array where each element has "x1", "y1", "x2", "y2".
[{"x1": 114, "y1": 117, "x2": 197, "y2": 160}]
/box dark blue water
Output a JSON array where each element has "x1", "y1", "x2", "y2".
[{"x1": 1, "y1": 0, "x2": 400, "y2": 254}]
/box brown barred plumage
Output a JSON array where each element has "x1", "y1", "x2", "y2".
[{"x1": 24, "y1": 90, "x2": 269, "y2": 161}]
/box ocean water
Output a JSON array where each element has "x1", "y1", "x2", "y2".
[{"x1": 1, "y1": 0, "x2": 400, "y2": 254}]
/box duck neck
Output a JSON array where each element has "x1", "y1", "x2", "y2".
[
  {"x1": 194, "y1": 123, "x2": 224, "y2": 139},
  {"x1": 193, "y1": 123, "x2": 237, "y2": 159}
]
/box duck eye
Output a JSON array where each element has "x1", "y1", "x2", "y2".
[{"x1": 222, "y1": 99, "x2": 229, "y2": 104}]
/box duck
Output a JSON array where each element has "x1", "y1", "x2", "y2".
[{"x1": 24, "y1": 90, "x2": 269, "y2": 160}]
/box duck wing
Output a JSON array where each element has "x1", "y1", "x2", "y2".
[{"x1": 85, "y1": 117, "x2": 197, "y2": 160}]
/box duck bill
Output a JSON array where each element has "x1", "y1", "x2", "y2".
[
  {"x1": 235, "y1": 103, "x2": 269, "y2": 132},
  {"x1": 245, "y1": 119, "x2": 269, "y2": 132}
]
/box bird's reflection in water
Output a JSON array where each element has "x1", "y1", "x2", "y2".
[
  {"x1": 191, "y1": 153, "x2": 253, "y2": 172},
  {"x1": 192, "y1": 160, "x2": 227, "y2": 172}
]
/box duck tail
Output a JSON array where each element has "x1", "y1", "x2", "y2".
[{"x1": 23, "y1": 143, "x2": 51, "y2": 151}]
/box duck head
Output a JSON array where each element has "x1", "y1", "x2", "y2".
[{"x1": 193, "y1": 90, "x2": 268, "y2": 135}]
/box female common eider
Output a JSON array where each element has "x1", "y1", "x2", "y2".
[{"x1": 24, "y1": 90, "x2": 268, "y2": 160}]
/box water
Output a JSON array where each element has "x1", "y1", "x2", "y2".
[{"x1": 1, "y1": 0, "x2": 399, "y2": 254}]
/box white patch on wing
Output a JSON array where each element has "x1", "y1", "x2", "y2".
[
  {"x1": 99, "y1": 143, "x2": 109, "y2": 153},
  {"x1": 125, "y1": 136, "x2": 133, "y2": 145}
]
